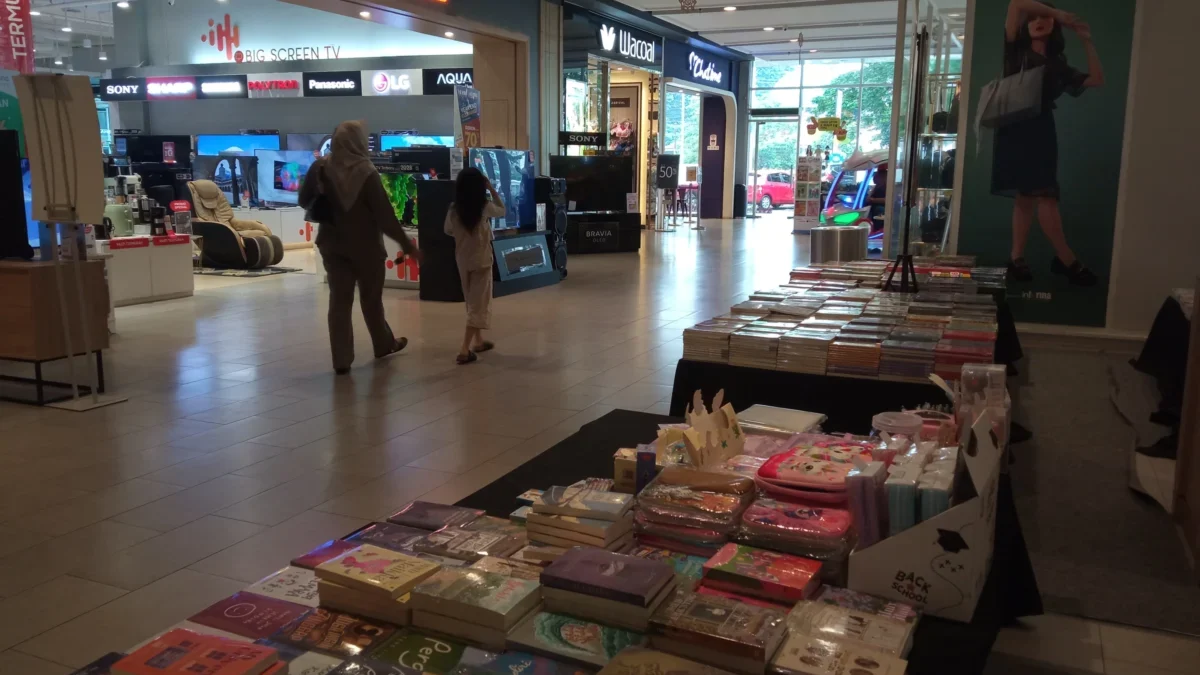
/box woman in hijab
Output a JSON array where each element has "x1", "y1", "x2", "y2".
[{"x1": 300, "y1": 121, "x2": 421, "y2": 375}]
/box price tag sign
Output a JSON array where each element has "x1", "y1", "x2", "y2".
[
  {"x1": 817, "y1": 116, "x2": 842, "y2": 132},
  {"x1": 656, "y1": 155, "x2": 681, "y2": 190}
]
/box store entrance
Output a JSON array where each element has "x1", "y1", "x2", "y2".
[
  {"x1": 747, "y1": 117, "x2": 799, "y2": 224},
  {"x1": 661, "y1": 85, "x2": 701, "y2": 221}
]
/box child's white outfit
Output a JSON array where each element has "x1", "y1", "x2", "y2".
[{"x1": 443, "y1": 200, "x2": 505, "y2": 329}]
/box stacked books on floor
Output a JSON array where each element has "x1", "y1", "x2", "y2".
[
  {"x1": 410, "y1": 567, "x2": 542, "y2": 650},
  {"x1": 109, "y1": 628, "x2": 285, "y2": 675},
  {"x1": 540, "y1": 547, "x2": 678, "y2": 632},
  {"x1": 525, "y1": 483, "x2": 635, "y2": 559},
  {"x1": 314, "y1": 543, "x2": 440, "y2": 626}
]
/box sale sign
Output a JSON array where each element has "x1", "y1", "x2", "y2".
[
  {"x1": 1, "y1": 0, "x2": 34, "y2": 74},
  {"x1": 453, "y1": 84, "x2": 481, "y2": 151}
]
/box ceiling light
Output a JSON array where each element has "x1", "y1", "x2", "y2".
[
  {"x1": 98, "y1": 51, "x2": 107, "y2": 61},
  {"x1": 724, "y1": 6, "x2": 737, "y2": 10},
  {"x1": 359, "y1": 10, "x2": 370, "y2": 18},
  {"x1": 809, "y1": 49, "x2": 818, "y2": 53},
  {"x1": 29, "y1": 10, "x2": 40, "y2": 16},
  {"x1": 83, "y1": 38, "x2": 92, "y2": 48},
  {"x1": 762, "y1": 26, "x2": 775, "y2": 31},
  {"x1": 54, "y1": 57, "x2": 62, "y2": 65},
  {"x1": 61, "y1": 26, "x2": 72, "y2": 32},
  {"x1": 790, "y1": 38, "x2": 799, "y2": 42},
  {"x1": 444, "y1": 31, "x2": 454, "y2": 38},
  {"x1": 117, "y1": 1, "x2": 130, "y2": 7}
]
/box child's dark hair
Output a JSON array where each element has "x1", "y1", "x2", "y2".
[
  {"x1": 453, "y1": 167, "x2": 488, "y2": 232},
  {"x1": 1018, "y1": 1, "x2": 1066, "y2": 59}
]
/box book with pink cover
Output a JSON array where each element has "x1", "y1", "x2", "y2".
[
  {"x1": 701, "y1": 543, "x2": 822, "y2": 602},
  {"x1": 291, "y1": 539, "x2": 358, "y2": 570},
  {"x1": 114, "y1": 628, "x2": 279, "y2": 675},
  {"x1": 189, "y1": 592, "x2": 310, "y2": 640}
]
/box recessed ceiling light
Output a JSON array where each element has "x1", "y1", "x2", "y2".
[
  {"x1": 724, "y1": 6, "x2": 737, "y2": 10},
  {"x1": 444, "y1": 31, "x2": 454, "y2": 38},
  {"x1": 29, "y1": 10, "x2": 40, "y2": 16},
  {"x1": 117, "y1": 1, "x2": 130, "y2": 7},
  {"x1": 790, "y1": 38, "x2": 799, "y2": 42},
  {"x1": 98, "y1": 51, "x2": 107, "y2": 61},
  {"x1": 54, "y1": 57, "x2": 62, "y2": 65},
  {"x1": 809, "y1": 49, "x2": 818, "y2": 53},
  {"x1": 359, "y1": 10, "x2": 370, "y2": 18},
  {"x1": 762, "y1": 26, "x2": 775, "y2": 31},
  {"x1": 61, "y1": 26, "x2": 72, "y2": 32}
]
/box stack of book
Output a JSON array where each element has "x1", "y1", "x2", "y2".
[
  {"x1": 933, "y1": 338, "x2": 995, "y2": 381},
  {"x1": 540, "y1": 548, "x2": 677, "y2": 632},
  {"x1": 527, "y1": 485, "x2": 634, "y2": 558},
  {"x1": 470, "y1": 555, "x2": 544, "y2": 581},
  {"x1": 189, "y1": 591, "x2": 311, "y2": 640},
  {"x1": 508, "y1": 610, "x2": 647, "y2": 669},
  {"x1": 112, "y1": 628, "x2": 282, "y2": 675},
  {"x1": 699, "y1": 543, "x2": 823, "y2": 609},
  {"x1": 787, "y1": 586, "x2": 920, "y2": 660},
  {"x1": 598, "y1": 647, "x2": 737, "y2": 675},
  {"x1": 389, "y1": 501, "x2": 484, "y2": 531},
  {"x1": 272, "y1": 607, "x2": 398, "y2": 659},
  {"x1": 414, "y1": 516, "x2": 528, "y2": 562},
  {"x1": 411, "y1": 568, "x2": 542, "y2": 650},
  {"x1": 314, "y1": 544, "x2": 441, "y2": 626},
  {"x1": 878, "y1": 338, "x2": 937, "y2": 381},
  {"x1": 826, "y1": 338, "x2": 881, "y2": 377},
  {"x1": 728, "y1": 325, "x2": 790, "y2": 369},
  {"x1": 344, "y1": 521, "x2": 429, "y2": 553},
  {"x1": 683, "y1": 319, "x2": 746, "y2": 363},
  {"x1": 648, "y1": 590, "x2": 787, "y2": 675},
  {"x1": 526, "y1": 510, "x2": 634, "y2": 552}
]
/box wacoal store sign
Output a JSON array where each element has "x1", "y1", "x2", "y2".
[{"x1": 564, "y1": 6, "x2": 662, "y2": 72}]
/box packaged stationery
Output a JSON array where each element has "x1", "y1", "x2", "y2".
[
  {"x1": 735, "y1": 498, "x2": 854, "y2": 584},
  {"x1": 701, "y1": 543, "x2": 823, "y2": 602},
  {"x1": 788, "y1": 601, "x2": 917, "y2": 657}
]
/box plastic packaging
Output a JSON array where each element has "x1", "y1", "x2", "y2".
[{"x1": 735, "y1": 497, "x2": 854, "y2": 584}]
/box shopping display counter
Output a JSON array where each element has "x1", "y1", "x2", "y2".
[{"x1": 104, "y1": 235, "x2": 195, "y2": 307}]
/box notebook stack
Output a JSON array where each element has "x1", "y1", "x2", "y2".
[
  {"x1": 314, "y1": 544, "x2": 441, "y2": 626},
  {"x1": 700, "y1": 543, "x2": 823, "y2": 608},
  {"x1": 525, "y1": 510, "x2": 634, "y2": 553},
  {"x1": 825, "y1": 338, "x2": 881, "y2": 377},
  {"x1": 933, "y1": 338, "x2": 995, "y2": 381},
  {"x1": 413, "y1": 516, "x2": 528, "y2": 562},
  {"x1": 728, "y1": 325, "x2": 790, "y2": 369},
  {"x1": 683, "y1": 319, "x2": 747, "y2": 363},
  {"x1": 410, "y1": 568, "x2": 542, "y2": 650},
  {"x1": 540, "y1": 547, "x2": 678, "y2": 632},
  {"x1": 111, "y1": 628, "x2": 282, "y2": 675},
  {"x1": 649, "y1": 590, "x2": 788, "y2": 675},
  {"x1": 878, "y1": 338, "x2": 937, "y2": 381},
  {"x1": 729, "y1": 301, "x2": 778, "y2": 316}
]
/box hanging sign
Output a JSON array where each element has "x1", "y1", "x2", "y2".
[
  {"x1": 0, "y1": 0, "x2": 33, "y2": 74},
  {"x1": 196, "y1": 75, "x2": 248, "y2": 99},
  {"x1": 146, "y1": 76, "x2": 197, "y2": 100},
  {"x1": 246, "y1": 73, "x2": 302, "y2": 98},
  {"x1": 362, "y1": 69, "x2": 423, "y2": 96},
  {"x1": 558, "y1": 131, "x2": 605, "y2": 147},
  {"x1": 663, "y1": 40, "x2": 732, "y2": 91},
  {"x1": 566, "y1": 7, "x2": 662, "y2": 71},
  {"x1": 303, "y1": 70, "x2": 361, "y2": 97},
  {"x1": 99, "y1": 78, "x2": 148, "y2": 102},
  {"x1": 816, "y1": 116, "x2": 842, "y2": 132}
]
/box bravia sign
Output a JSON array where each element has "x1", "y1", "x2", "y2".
[
  {"x1": 363, "y1": 69, "x2": 423, "y2": 96},
  {"x1": 302, "y1": 70, "x2": 361, "y2": 97},
  {"x1": 246, "y1": 72, "x2": 302, "y2": 98},
  {"x1": 98, "y1": 78, "x2": 147, "y2": 102},
  {"x1": 422, "y1": 68, "x2": 473, "y2": 96}
]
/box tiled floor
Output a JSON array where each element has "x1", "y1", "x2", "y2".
[{"x1": 0, "y1": 220, "x2": 1196, "y2": 673}]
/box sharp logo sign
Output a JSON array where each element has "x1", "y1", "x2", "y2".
[{"x1": 688, "y1": 52, "x2": 723, "y2": 84}]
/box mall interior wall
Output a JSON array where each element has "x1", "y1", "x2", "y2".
[
  {"x1": 142, "y1": 97, "x2": 455, "y2": 138},
  {"x1": 1107, "y1": 0, "x2": 1200, "y2": 334}
]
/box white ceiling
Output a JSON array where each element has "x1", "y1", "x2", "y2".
[
  {"x1": 29, "y1": 0, "x2": 117, "y2": 62},
  {"x1": 623, "y1": 0, "x2": 968, "y2": 61}
]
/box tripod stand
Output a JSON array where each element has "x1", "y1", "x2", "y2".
[{"x1": 884, "y1": 27, "x2": 930, "y2": 294}]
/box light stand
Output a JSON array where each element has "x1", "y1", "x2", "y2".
[{"x1": 884, "y1": 27, "x2": 929, "y2": 294}]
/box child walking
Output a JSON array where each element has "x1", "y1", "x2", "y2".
[{"x1": 444, "y1": 167, "x2": 505, "y2": 364}]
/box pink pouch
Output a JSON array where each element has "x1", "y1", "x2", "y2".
[
  {"x1": 634, "y1": 511, "x2": 728, "y2": 544},
  {"x1": 739, "y1": 497, "x2": 853, "y2": 543}
]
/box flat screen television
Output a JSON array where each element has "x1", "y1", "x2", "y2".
[
  {"x1": 22, "y1": 158, "x2": 38, "y2": 248},
  {"x1": 380, "y1": 135, "x2": 455, "y2": 150},
  {"x1": 117, "y1": 135, "x2": 193, "y2": 164},
  {"x1": 197, "y1": 134, "x2": 280, "y2": 157},
  {"x1": 388, "y1": 148, "x2": 453, "y2": 180},
  {"x1": 253, "y1": 150, "x2": 315, "y2": 205},
  {"x1": 549, "y1": 155, "x2": 634, "y2": 213},
  {"x1": 192, "y1": 155, "x2": 259, "y2": 207},
  {"x1": 469, "y1": 148, "x2": 536, "y2": 229},
  {"x1": 379, "y1": 172, "x2": 424, "y2": 225},
  {"x1": 286, "y1": 133, "x2": 333, "y2": 158}
]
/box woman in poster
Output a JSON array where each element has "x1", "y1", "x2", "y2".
[{"x1": 995, "y1": 0, "x2": 1104, "y2": 286}]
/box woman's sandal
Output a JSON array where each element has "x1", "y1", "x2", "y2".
[
  {"x1": 378, "y1": 337, "x2": 408, "y2": 360},
  {"x1": 472, "y1": 341, "x2": 495, "y2": 353},
  {"x1": 456, "y1": 351, "x2": 478, "y2": 365}
]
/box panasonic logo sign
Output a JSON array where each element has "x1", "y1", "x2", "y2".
[
  {"x1": 436, "y1": 72, "x2": 472, "y2": 86},
  {"x1": 599, "y1": 24, "x2": 655, "y2": 64},
  {"x1": 106, "y1": 84, "x2": 140, "y2": 95},
  {"x1": 309, "y1": 78, "x2": 356, "y2": 90},
  {"x1": 147, "y1": 81, "x2": 194, "y2": 96},
  {"x1": 688, "y1": 52, "x2": 723, "y2": 84}
]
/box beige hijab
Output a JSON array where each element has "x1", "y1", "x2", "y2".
[{"x1": 323, "y1": 120, "x2": 376, "y2": 208}]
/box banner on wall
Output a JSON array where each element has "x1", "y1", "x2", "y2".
[
  {"x1": 1, "y1": 0, "x2": 34, "y2": 74},
  {"x1": 609, "y1": 85, "x2": 639, "y2": 156},
  {"x1": 453, "y1": 84, "x2": 481, "y2": 150},
  {"x1": 958, "y1": 0, "x2": 1135, "y2": 326}
]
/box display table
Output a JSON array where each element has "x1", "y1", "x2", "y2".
[
  {"x1": 455, "y1": 409, "x2": 1043, "y2": 675},
  {"x1": 231, "y1": 207, "x2": 314, "y2": 249},
  {"x1": 104, "y1": 235, "x2": 194, "y2": 307}
]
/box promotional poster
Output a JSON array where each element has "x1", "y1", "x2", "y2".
[
  {"x1": 958, "y1": 0, "x2": 1135, "y2": 326},
  {"x1": 454, "y1": 85, "x2": 482, "y2": 150}
]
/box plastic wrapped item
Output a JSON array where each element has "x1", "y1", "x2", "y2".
[
  {"x1": 742, "y1": 433, "x2": 802, "y2": 458},
  {"x1": 961, "y1": 363, "x2": 1006, "y2": 407},
  {"x1": 735, "y1": 497, "x2": 854, "y2": 584},
  {"x1": 872, "y1": 411, "x2": 923, "y2": 438},
  {"x1": 846, "y1": 461, "x2": 887, "y2": 548},
  {"x1": 637, "y1": 468, "x2": 755, "y2": 528},
  {"x1": 755, "y1": 439, "x2": 874, "y2": 504},
  {"x1": 918, "y1": 473, "x2": 953, "y2": 521},
  {"x1": 721, "y1": 454, "x2": 769, "y2": 479},
  {"x1": 885, "y1": 465, "x2": 921, "y2": 536}
]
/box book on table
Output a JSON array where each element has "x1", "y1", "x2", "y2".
[
  {"x1": 541, "y1": 576, "x2": 678, "y2": 632},
  {"x1": 189, "y1": 591, "x2": 311, "y2": 640},
  {"x1": 452, "y1": 649, "x2": 593, "y2": 675},
  {"x1": 414, "y1": 524, "x2": 527, "y2": 562},
  {"x1": 388, "y1": 501, "x2": 484, "y2": 531},
  {"x1": 648, "y1": 590, "x2": 787, "y2": 675},
  {"x1": 314, "y1": 544, "x2": 440, "y2": 599},
  {"x1": 292, "y1": 539, "x2": 359, "y2": 570},
  {"x1": 526, "y1": 528, "x2": 633, "y2": 552},
  {"x1": 318, "y1": 579, "x2": 414, "y2": 626},
  {"x1": 701, "y1": 543, "x2": 823, "y2": 603},
  {"x1": 540, "y1": 548, "x2": 674, "y2": 607},
  {"x1": 271, "y1": 607, "x2": 398, "y2": 659},
  {"x1": 532, "y1": 486, "x2": 633, "y2": 521},
  {"x1": 112, "y1": 628, "x2": 280, "y2": 675},
  {"x1": 345, "y1": 522, "x2": 429, "y2": 553},
  {"x1": 525, "y1": 512, "x2": 634, "y2": 541},
  {"x1": 513, "y1": 543, "x2": 566, "y2": 564},
  {"x1": 597, "y1": 646, "x2": 738, "y2": 675},
  {"x1": 246, "y1": 566, "x2": 321, "y2": 607},
  {"x1": 366, "y1": 630, "x2": 473, "y2": 673},
  {"x1": 253, "y1": 638, "x2": 345, "y2": 674},
  {"x1": 768, "y1": 633, "x2": 907, "y2": 675},
  {"x1": 469, "y1": 555, "x2": 543, "y2": 581},
  {"x1": 787, "y1": 600, "x2": 917, "y2": 658},
  {"x1": 410, "y1": 568, "x2": 542, "y2": 631},
  {"x1": 506, "y1": 611, "x2": 646, "y2": 669}
]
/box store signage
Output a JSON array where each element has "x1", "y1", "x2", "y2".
[
  {"x1": 688, "y1": 52, "x2": 723, "y2": 84},
  {"x1": 558, "y1": 131, "x2": 605, "y2": 147},
  {"x1": 246, "y1": 73, "x2": 302, "y2": 98},
  {"x1": 303, "y1": 71, "x2": 361, "y2": 97},
  {"x1": 99, "y1": 78, "x2": 148, "y2": 102},
  {"x1": 146, "y1": 76, "x2": 197, "y2": 100},
  {"x1": 1, "y1": 0, "x2": 33, "y2": 74},
  {"x1": 422, "y1": 68, "x2": 474, "y2": 96},
  {"x1": 196, "y1": 75, "x2": 248, "y2": 99},
  {"x1": 363, "y1": 69, "x2": 423, "y2": 97},
  {"x1": 656, "y1": 155, "x2": 681, "y2": 190},
  {"x1": 610, "y1": 97, "x2": 631, "y2": 108},
  {"x1": 599, "y1": 23, "x2": 658, "y2": 67},
  {"x1": 582, "y1": 222, "x2": 619, "y2": 252}
]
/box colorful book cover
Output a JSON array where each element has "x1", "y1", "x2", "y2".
[
  {"x1": 629, "y1": 547, "x2": 706, "y2": 582},
  {"x1": 516, "y1": 490, "x2": 545, "y2": 505},
  {"x1": 535, "y1": 486, "x2": 632, "y2": 520},
  {"x1": 67, "y1": 652, "x2": 123, "y2": 675},
  {"x1": 770, "y1": 634, "x2": 907, "y2": 675},
  {"x1": 541, "y1": 548, "x2": 674, "y2": 606},
  {"x1": 811, "y1": 587, "x2": 919, "y2": 625},
  {"x1": 254, "y1": 639, "x2": 345, "y2": 675},
  {"x1": 388, "y1": 502, "x2": 483, "y2": 531},
  {"x1": 115, "y1": 628, "x2": 278, "y2": 675},
  {"x1": 649, "y1": 590, "x2": 786, "y2": 661},
  {"x1": 510, "y1": 506, "x2": 532, "y2": 524},
  {"x1": 454, "y1": 650, "x2": 591, "y2": 675},
  {"x1": 247, "y1": 566, "x2": 321, "y2": 607},
  {"x1": 413, "y1": 569, "x2": 540, "y2": 616},
  {"x1": 368, "y1": 630, "x2": 468, "y2": 674},
  {"x1": 696, "y1": 583, "x2": 794, "y2": 610},
  {"x1": 316, "y1": 545, "x2": 441, "y2": 598},
  {"x1": 508, "y1": 611, "x2": 645, "y2": 668},
  {"x1": 470, "y1": 556, "x2": 543, "y2": 581},
  {"x1": 596, "y1": 647, "x2": 737, "y2": 675},
  {"x1": 189, "y1": 591, "x2": 311, "y2": 640},
  {"x1": 273, "y1": 608, "x2": 398, "y2": 659},
  {"x1": 293, "y1": 539, "x2": 359, "y2": 570},
  {"x1": 347, "y1": 522, "x2": 429, "y2": 553},
  {"x1": 702, "y1": 543, "x2": 822, "y2": 602}
]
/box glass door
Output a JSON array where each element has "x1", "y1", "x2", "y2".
[
  {"x1": 662, "y1": 86, "x2": 702, "y2": 220},
  {"x1": 748, "y1": 118, "x2": 799, "y2": 221}
]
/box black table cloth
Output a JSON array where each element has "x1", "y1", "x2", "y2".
[
  {"x1": 1133, "y1": 296, "x2": 1190, "y2": 425},
  {"x1": 456, "y1": 409, "x2": 1042, "y2": 675}
]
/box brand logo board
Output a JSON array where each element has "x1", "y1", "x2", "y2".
[
  {"x1": 422, "y1": 68, "x2": 473, "y2": 96},
  {"x1": 196, "y1": 75, "x2": 248, "y2": 99},
  {"x1": 246, "y1": 73, "x2": 302, "y2": 98},
  {"x1": 597, "y1": 22, "x2": 658, "y2": 68},
  {"x1": 99, "y1": 78, "x2": 147, "y2": 101},
  {"x1": 303, "y1": 70, "x2": 361, "y2": 97},
  {"x1": 687, "y1": 52, "x2": 723, "y2": 84},
  {"x1": 146, "y1": 76, "x2": 197, "y2": 100},
  {"x1": 363, "y1": 69, "x2": 422, "y2": 96},
  {"x1": 558, "y1": 131, "x2": 606, "y2": 146}
]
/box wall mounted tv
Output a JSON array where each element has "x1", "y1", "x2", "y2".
[
  {"x1": 253, "y1": 150, "x2": 316, "y2": 205},
  {"x1": 116, "y1": 135, "x2": 193, "y2": 164},
  {"x1": 192, "y1": 155, "x2": 259, "y2": 207},
  {"x1": 469, "y1": 148, "x2": 536, "y2": 229},
  {"x1": 196, "y1": 134, "x2": 280, "y2": 156},
  {"x1": 380, "y1": 135, "x2": 455, "y2": 150},
  {"x1": 549, "y1": 154, "x2": 635, "y2": 213},
  {"x1": 286, "y1": 133, "x2": 333, "y2": 158}
]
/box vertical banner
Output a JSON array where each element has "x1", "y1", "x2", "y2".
[
  {"x1": 958, "y1": 0, "x2": 1135, "y2": 326},
  {"x1": 1, "y1": 0, "x2": 34, "y2": 74},
  {"x1": 0, "y1": 72, "x2": 23, "y2": 155},
  {"x1": 453, "y1": 85, "x2": 481, "y2": 151}
]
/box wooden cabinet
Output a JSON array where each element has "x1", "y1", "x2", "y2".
[{"x1": 0, "y1": 260, "x2": 110, "y2": 361}]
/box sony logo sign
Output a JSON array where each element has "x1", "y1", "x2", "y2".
[
  {"x1": 599, "y1": 24, "x2": 654, "y2": 63},
  {"x1": 567, "y1": 134, "x2": 598, "y2": 142},
  {"x1": 436, "y1": 72, "x2": 472, "y2": 86},
  {"x1": 688, "y1": 52, "x2": 723, "y2": 84},
  {"x1": 106, "y1": 84, "x2": 140, "y2": 95}
]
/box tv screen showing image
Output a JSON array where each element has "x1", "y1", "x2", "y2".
[
  {"x1": 380, "y1": 135, "x2": 455, "y2": 150},
  {"x1": 286, "y1": 133, "x2": 333, "y2": 159},
  {"x1": 192, "y1": 155, "x2": 259, "y2": 207},
  {"x1": 469, "y1": 148, "x2": 535, "y2": 229},
  {"x1": 549, "y1": 155, "x2": 634, "y2": 213},
  {"x1": 253, "y1": 150, "x2": 315, "y2": 205},
  {"x1": 379, "y1": 172, "x2": 424, "y2": 225},
  {"x1": 22, "y1": 159, "x2": 38, "y2": 248},
  {"x1": 118, "y1": 135, "x2": 193, "y2": 164},
  {"x1": 197, "y1": 134, "x2": 280, "y2": 157}
]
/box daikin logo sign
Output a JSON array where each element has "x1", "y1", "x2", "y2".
[
  {"x1": 599, "y1": 23, "x2": 655, "y2": 65},
  {"x1": 688, "y1": 52, "x2": 723, "y2": 84}
]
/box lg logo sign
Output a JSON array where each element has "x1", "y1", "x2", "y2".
[
  {"x1": 372, "y1": 71, "x2": 412, "y2": 94},
  {"x1": 599, "y1": 23, "x2": 655, "y2": 64}
]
